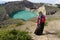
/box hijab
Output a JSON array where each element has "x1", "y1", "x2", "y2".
[{"x1": 39, "y1": 12, "x2": 43, "y2": 19}]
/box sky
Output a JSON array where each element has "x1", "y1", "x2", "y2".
[{"x1": 0, "y1": 0, "x2": 60, "y2": 4}]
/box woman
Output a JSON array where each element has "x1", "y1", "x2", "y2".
[{"x1": 34, "y1": 12, "x2": 46, "y2": 35}]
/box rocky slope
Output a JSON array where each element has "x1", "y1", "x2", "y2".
[{"x1": 0, "y1": 1, "x2": 60, "y2": 21}]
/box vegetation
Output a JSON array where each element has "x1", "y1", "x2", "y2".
[
  {"x1": 45, "y1": 21, "x2": 48, "y2": 26},
  {"x1": 0, "y1": 19, "x2": 24, "y2": 28},
  {"x1": 16, "y1": 21, "x2": 24, "y2": 26},
  {"x1": 0, "y1": 29, "x2": 32, "y2": 40},
  {"x1": 26, "y1": 27, "x2": 29, "y2": 30},
  {"x1": 57, "y1": 31, "x2": 60, "y2": 38},
  {"x1": 47, "y1": 18, "x2": 60, "y2": 21},
  {"x1": 0, "y1": 6, "x2": 6, "y2": 14}
]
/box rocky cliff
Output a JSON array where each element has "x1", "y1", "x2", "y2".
[{"x1": 5, "y1": 1, "x2": 35, "y2": 14}]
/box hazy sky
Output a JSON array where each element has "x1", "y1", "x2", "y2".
[{"x1": 0, "y1": 0, "x2": 60, "y2": 4}]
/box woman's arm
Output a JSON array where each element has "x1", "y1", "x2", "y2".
[
  {"x1": 37, "y1": 16, "x2": 40, "y2": 26},
  {"x1": 41, "y1": 16, "x2": 46, "y2": 23}
]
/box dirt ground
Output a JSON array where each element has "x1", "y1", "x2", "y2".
[{"x1": 16, "y1": 20, "x2": 60, "y2": 40}]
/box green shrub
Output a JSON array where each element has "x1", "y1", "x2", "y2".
[
  {"x1": 26, "y1": 27, "x2": 29, "y2": 30},
  {"x1": 16, "y1": 22, "x2": 24, "y2": 26},
  {"x1": 57, "y1": 31, "x2": 60, "y2": 38},
  {"x1": 44, "y1": 21, "x2": 48, "y2": 26},
  {"x1": 47, "y1": 18, "x2": 60, "y2": 21},
  {"x1": 0, "y1": 29, "x2": 32, "y2": 40}
]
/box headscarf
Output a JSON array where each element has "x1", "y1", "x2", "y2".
[{"x1": 39, "y1": 12, "x2": 43, "y2": 19}]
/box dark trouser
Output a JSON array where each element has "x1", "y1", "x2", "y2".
[{"x1": 34, "y1": 23, "x2": 45, "y2": 35}]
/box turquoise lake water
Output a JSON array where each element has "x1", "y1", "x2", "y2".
[{"x1": 10, "y1": 10, "x2": 38, "y2": 20}]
